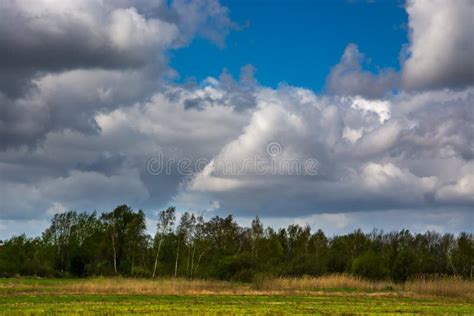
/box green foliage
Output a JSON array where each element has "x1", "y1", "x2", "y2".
[
  {"x1": 451, "y1": 233, "x2": 474, "y2": 277},
  {"x1": 0, "y1": 205, "x2": 473, "y2": 281},
  {"x1": 392, "y1": 249, "x2": 417, "y2": 282},
  {"x1": 351, "y1": 251, "x2": 389, "y2": 280},
  {"x1": 216, "y1": 253, "x2": 255, "y2": 281}
]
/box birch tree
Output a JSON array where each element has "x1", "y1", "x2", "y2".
[{"x1": 152, "y1": 207, "x2": 175, "y2": 278}]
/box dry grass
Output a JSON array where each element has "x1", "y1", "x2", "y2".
[
  {"x1": 61, "y1": 277, "x2": 253, "y2": 295},
  {"x1": 256, "y1": 274, "x2": 474, "y2": 298},
  {"x1": 255, "y1": 274, "x2": 393, "y2": 292},
  {"x1": 404, "y1": 276, "x2": 474, "y2": 299},
  {"x1": 3, "y1": 275, "x2": 472, "y2": 298}
]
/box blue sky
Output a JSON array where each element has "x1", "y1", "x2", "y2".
[{"x1": 171, "y1": 0, "x2": 408, "y2": 91}]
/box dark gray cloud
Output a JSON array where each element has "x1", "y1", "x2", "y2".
[
  {"x1": 0, "y1": 83, "x2": 251, "y2": 220},
  {"x1": 0, "y1": 68, "x2": 161, "y2": 149},
  {"x1": 0, "y1": 1, "x2": 164, "y2": 96},
  {"x1": 0, "y1": 0, "x2": 234, "y2": 149},
  {"x1": 0, "y1": 0, "x2": 235, "y2": 97}
]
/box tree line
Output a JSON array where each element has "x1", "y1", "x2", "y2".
[{"x1": 0, "y1": 205, "x2": 472, "y2": 282}]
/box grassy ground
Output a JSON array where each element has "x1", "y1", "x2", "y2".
[{"x1": 0, "y1": 277, "x2": 472, "y2": 315}]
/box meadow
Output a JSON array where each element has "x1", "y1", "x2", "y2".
[{"x1": 1, "y1": 275, "x2": 472, "y2": 315}]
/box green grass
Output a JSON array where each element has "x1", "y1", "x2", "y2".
[
  {"x1": 0, "y1": 278, "x2": 472, "y2": 315},
  {"x1": 1, "y1": 294, "x2": 472, "y2": 315}
]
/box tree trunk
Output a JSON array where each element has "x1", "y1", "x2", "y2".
[
  {"x1": 152, "y1": 239, "x2": 163, "y2": 278},
  {"x1": 190, "y1": 246, "x2": 196, "y2": 278},
  {"x1": 112, "y1": 233, "x2": 117, "y2": 274},
  {"x1": 186, "y1": 246, "x2": 191, "y2": 277},
  {"x1": 194, "y1": 248, "x2": 207, "y2": 276},
  {"x1": 174, "y1": 242, "x2": 180, "y2": 278},
  {"x1": 131, "y1": 247, "x2": 135, "y2": 275}
]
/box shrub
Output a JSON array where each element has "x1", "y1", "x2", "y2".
[
  {"x1": 351, "y1": 251, "x2": 389, "y2": 280},
  {"x1": 392, "y1": 250, "x2": 417, "y2": 282}
]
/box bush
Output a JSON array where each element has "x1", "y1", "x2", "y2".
[
  {"x1": 69, "y1": 255, "x2": 87, "y2": 277},
  {"x1": 392, "y1": 250, "x2": 417, "y2": 282},
  {"x1": 131, "y1": 266, "x2": 150, "y2": 278},
  {"x1": 216, "y1": 253, "x2": 254, "y2": 280},
  {"x1": 351, "y1": 251, "x2": 389, "y2": 280},
  {"x1": 232, "y1": 269, "x2": 256, "y2": 282}
]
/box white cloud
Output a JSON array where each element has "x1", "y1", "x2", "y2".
[
  {"x1": 436, "y1": 172, "x2": 474, "y2": 204},
  {"x1": 1, "y1": 0, "x2": 473, "y2": 237},
  {"x1": 175, "y1": 84, "x2": 473, "y2": 217},
  {"x1": 0, "y1": 0, "x2": 234, "y2": 147},
  {"x1": 107, "y1": 7, "x2": 179, "y2": 53},
  {"x1": 2, "y1": 76, "x2": 473, "y2": 225},
  {"x1": 0, "y1": 78, "x2": 252, "y2": 219},
  {"x1": 358, "y1": 162, "x2": 438, "y2": 201},
  {"x1": 351, "y1": 97, "x2": 391, "y2": 123},
  {"x1": 402, "y1": 0, "x2": 474, "y2": 90},
  {"x1": 325, "y1": 44, "x2": 398, "y2": 98}
]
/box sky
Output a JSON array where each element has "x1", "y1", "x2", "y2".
[
  {"x1": 0, "y1": 0, "x2": 473, "y2": 239},
  {"x1": 172, "y1": 0, "x2": 408, "y2": 91}
]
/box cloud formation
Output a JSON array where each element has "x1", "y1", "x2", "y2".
[
  {"x1": 176, "y1": 86, "x2": 473, "y2": 217},
  {"x1": 2, "y1": 77, "x2": 472, "y2": 225},
  {"x1": 402, "y1": 0, "x2": 474, "y2": 91},
  {"x1": 0, "y1": 0, "x2": 234, "y2": 148},
  {"x1": 326, "y1": 44, "x2": 399, "y2": 99},
  {"x1": 0, "y1": 77, "x2": 252, "y2": 220},
  {"x1": 0, "y1": 0, "x2": 233, "y2": 74},
  {"x1": 0, "y1": 0, "x2": 473, "y2": 237}
]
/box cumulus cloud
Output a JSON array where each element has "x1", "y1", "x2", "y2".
[
  {"x1": 0, "y1": 167, "x2": 149, "y2": 220},
  {"x1": 436, "y1": 172, "x2": 474, "y2": 204},
  {"x1": 0, "y1": 0, "x2": 233, "y2": 83},
  {"x1": 0, "y1": 0, "x2": 234, "y2": 148},
  {"x1": 1, "y1": 0, "x2": 473, "y2": 236},
  {"x1": 175, "y1": 85, "x2": 474, "y2": 216},
  {"x1": 325, "y1": 44, "x2": 399, "y2": 99},
  {"x1": 182, "y1": 66, "x2": 258, "y2": 111},
  {"x1": 329, "y1": 1, "x2": 474, "y2": 95},
  {"x1": 1, "y1": 74, "x2": 473, "y2": 232},
  {"x1": 402, "y1": 0, "x2": 474, "y2": 91},
  {"x1": 0, "y1": 68, "x2": 159, "y2": 149},
  {"x1": 0, "y1": 1, "x2": 161, "y2": 97},
  {"x1": 0, "y1": 81, "x2": 251, "y2": 219},
  {"x1": 2, "y1": 73, "x2": 472, "y2": 223}
]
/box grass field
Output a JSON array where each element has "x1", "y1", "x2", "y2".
[{"x1": 1, "y1": 276, "x2": 472, "y2": 315}]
